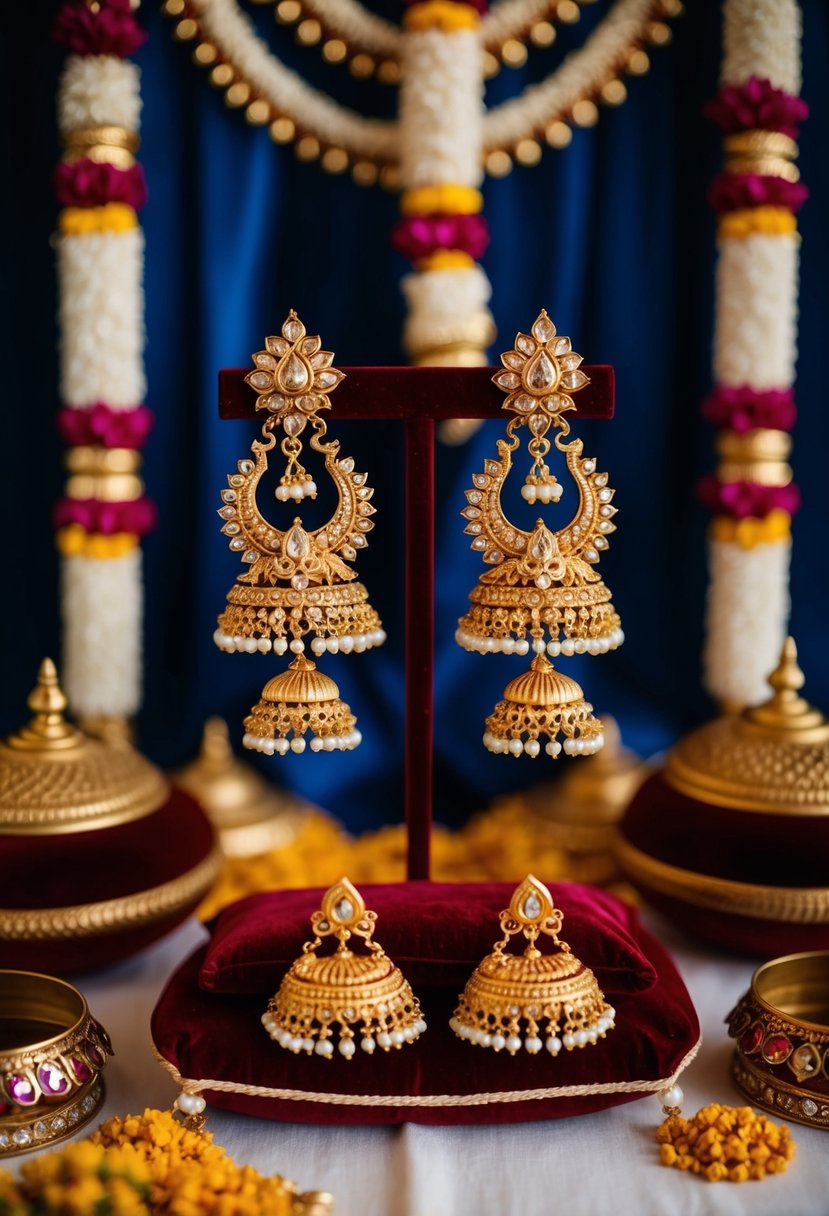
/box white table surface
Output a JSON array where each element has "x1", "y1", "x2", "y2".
[{"x1": 30, "y1": 911, "x2": 829, "y2": 1216}]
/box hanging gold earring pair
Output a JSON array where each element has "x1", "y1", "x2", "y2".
[
  {"x1": 262, "y1": 877, "x2": 615, "y2": 1062},
  {"x1": 215, "y1": 311, "x2": 385, "y2": 755},
  {"x1": 457, "y1": 310, "x2": 623, "y2": 759}
]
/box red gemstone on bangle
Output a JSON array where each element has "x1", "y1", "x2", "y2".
[
  {"x1": 84, "y1": 1040, "x2": 104, "y2": 1068},
  {"x1": 38, "y1": 1062, "x2": 70, "y2": 1096},
  {"x1": 762, "y1": 1034, "x2": 792, "y2": 1065},
  {"x1": 740, "y1": 1022, "x2": 764, "y2": 1054},
  {"x1": 6, "y1": 1074, "x2": 36, "y2": 1104},
  {"x1": 70, "y1": 1055, "x2": 92, "y2": 1083}
]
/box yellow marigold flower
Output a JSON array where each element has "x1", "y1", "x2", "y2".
[
  {"x1": 401, "y1": 184, "x2": 483, "y2": 217},
  {"x1": 59, "y1": 202, "x2": 138, "y2": 236},
  {"x1": 719, "y1": 205, "x2": 797, "y2": 239},
  {"x1": 404, "y1": 0, "x2": 479, "y2": 32}
]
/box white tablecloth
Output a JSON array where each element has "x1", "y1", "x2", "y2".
[{"x1": 45, "y1": 912, "x2": 829, "y2": 1216}]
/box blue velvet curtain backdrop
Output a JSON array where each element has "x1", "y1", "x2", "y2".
[{"x1": 4, "y1": 1, "x2": 829, "y2": 831}]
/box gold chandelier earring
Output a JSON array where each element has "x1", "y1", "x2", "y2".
[
  {"x1": 456, "y1": 310, "x2": 622, "y2": 758},
  {"x1": 450, "y1": 876, "x2": 616, "y2": 1056},
  {"x1": 215, "y1": 310, "x2": 385, "y2": 755},
  {"x1": 262, "y1": 878, "x2": 427, "y2": 1059}
]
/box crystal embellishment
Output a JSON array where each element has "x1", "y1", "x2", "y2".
[{"x1": 333, "y1": 897, "x2": 354, "y2": 921}]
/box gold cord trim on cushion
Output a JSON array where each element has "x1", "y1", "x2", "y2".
[
  {"x1": 0, "y1": 848, "x2": 222, "y2": 941},
  {"x1": 615, "y1": 835, "x2": 829, "y2": 923},
  {"x1": 153, "y1": 1039, "x2": 701, "y2": 1106}
]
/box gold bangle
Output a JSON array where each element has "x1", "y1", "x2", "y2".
[
  {"x1": 728, "y1": 951, "x2": 829, "y2": 1129},
  {"x1": 724, "y1": 130, "x2": 798, "y2": 160},
  {"x1": 0, "y1": 970, "x2": 111, "y2": 1156}
]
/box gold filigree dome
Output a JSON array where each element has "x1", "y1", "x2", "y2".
[
  {"x1": 0, "y1": 659, "x2": 168, "y2": 835},
  {"x1": 503, "y1": 654, "x2": 584, "y2": 707},
  {"x1": 260, "y1": 656, "x2": 342, "y2": 704},
  {"x1": 665, "y1": 638, "x2": 829, "y2": 816}
]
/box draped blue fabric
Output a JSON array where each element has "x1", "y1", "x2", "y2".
[{"x1": 5, "y1": 1, "x2": 828, "y2": 831}]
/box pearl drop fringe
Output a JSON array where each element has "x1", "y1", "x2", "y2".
[
  {"x1": 243, "y1": 730, "x2": 362, "y2": 755},
  {"x1": 455, "y1": 627, "x2": 624, "y2": 657},
  {"x1": 262, "y1": 1011, "x2": 427, "y2": 1055},
  {"x1": 450, "y1": 1008, "x2": 616, "y2": 1054},
  {"x1": 213, "y1": 628, "x2": 386, "y2": 655}
]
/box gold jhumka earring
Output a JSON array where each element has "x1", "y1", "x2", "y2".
[
  {"x1": 215, "y1": 311, "x2": 385, "y2": 755},
  {"x1": 262, "y1": 879, "x2": 426, "y2": 1060},
  {"x1": 450, "y1": 876, "x2": 616, "y2": 1056},
  {"x1": 456, "y1": 310, "x2": 622, "y2": 758}
]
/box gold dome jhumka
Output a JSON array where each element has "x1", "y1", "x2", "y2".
[
  {"x1": 215, "y1": 311, "x2": 385, "y2": 754},
  {"x1": 262, "y1": 879, "x2": 426, "y2": 1060},
  {"x1": 451, "y1": 876, "x2": 616, "y2": 1056},
  {"x1": 457, "y1": 312, "x2": 622, "y2": 757}
]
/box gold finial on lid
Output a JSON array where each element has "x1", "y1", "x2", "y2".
[
  {"x1": 0, "y1": 658, "x2": 168, "y2": 834},
  {"x1": 665, "y1": 636, "x2": 829, "y2": 815},
  {"x1": 7, "y1": 658, "x2": 80, "y2": 752},
  {"x1": 747, "y1": 637, "x2": 829, "y2": 742}
]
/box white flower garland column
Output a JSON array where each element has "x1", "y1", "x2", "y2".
[
  {"x1": 701, "y1": 0, "x2": 804, "y2": 709},
  {"x1": 395, "y1": 4, "x2": 495, "y2": 380},
  {"x1": 53, "y1": 1, "x2": 153, "y2": 728}
]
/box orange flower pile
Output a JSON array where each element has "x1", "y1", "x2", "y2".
[
  {"x1": 657, "y1": 1104, "x2": 795, "y2": 1182},
  {"x1": 0, "y1": 1109, "x2": 305, "y2": 1215}
]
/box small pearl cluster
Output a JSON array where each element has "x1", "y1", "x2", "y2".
[
  {"x1": 174, "y1": 1091, "x2": 207, "y2": 1116},
  {"x1": 214, "y1": 628, "x2": 386, "y2": 655},
  {"x1": 262, "y1": 1011, "x2": 427, "y2": 1057},
  {"x1": 521, "y1": 481, "x2": 563, "y2": 505},
  {"x1": 483, "y1": 732, "x2": 604, "y2": 758},
  {"x1": 450, "y1": 1008, "x2": 615, "y2": 1054},
  {"x1": 275, "y1": 477, "x2": 317, "y2": 502},
  {"x1": 456, "y1": 628, "x2": 624, "y2": 656},
  {"x1": 243, "y1": 730, "x2": 362, "y2": 755}
]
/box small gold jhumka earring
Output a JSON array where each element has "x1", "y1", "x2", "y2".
[
  {"x1": 262, "y1": 879, "x2": 426, "y2": 1059},
  {"x1": 215, "y1": 311, "x2": 385, "y2": 755},
  {"x1": 450, "y1": 876, "x2": 616, "y2": 1056},
  {"x1": 456, "y1": 311, "x2": 622, "y2": 758}
]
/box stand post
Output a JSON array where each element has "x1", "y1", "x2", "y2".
[{"x1": 404, "y1": 418, "x2": 435, "y2": 880}]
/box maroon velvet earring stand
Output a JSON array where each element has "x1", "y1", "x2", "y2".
[
  {"x1": 218, "y1": 364, "x2": 614, "y2": 880},
  {"x1": 150, "y1": 363, "x2": 702, "y2": 1125}
]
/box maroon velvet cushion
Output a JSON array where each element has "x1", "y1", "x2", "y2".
[
  {"x1": 200, "y1": 881, "x2": 657, "y2": 996},
  {"x1": 0, "y1": 788, "x2": 216, "y2": 976},
  {"x1": 620, "y1": 772, "x2": 829, "y2": 956},
  {"x1": 153, "y1": 918, "x2": 698, "y2": 1126}
]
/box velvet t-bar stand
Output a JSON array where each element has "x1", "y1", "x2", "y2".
[{"x1": 218, "y1": 365, "x2": 615, "y2": 881}]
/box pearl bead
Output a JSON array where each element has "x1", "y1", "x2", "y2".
[
  {"x1": 414, "y1": 1019, "x2": 427, "y2": 1035},
  {"x1": 290, "y1": 737, "x2": 306, "y2": 753},
  {"x1": 338, "y1": 1038, "x2": 356, "y2": 1058},
  {"x1": 376, "y1": 1032, "x2": 392, "y2": 1050},
  {"x1": 515, "y1": 639, "x2": 529, "y2": 655},
  {"x1": 574, "y1": 1030, "x2": 588, "y2": 1047},
  {"x1": 275, "y1": 738, "x2": 290, "y2": 755},
  {"x1": 562, "y1": 1032, "x2": 576, "y2": 1049},
  {"x1": 532, "y1": 638, "x2": 546, "y2": 654},
  {"x1": 525, "y1": 1037, "x2": 542, "y2": 1054},
  {"x1": 361, "y1": 1037, "x2": 376, "y2": 1054},
  {"x1": 311, "y1": 637, "x2": 326, "y2": 656},
  {"x1": 257, "y1": 638, "x2": 271, "y2": 653},
  {"x1": 574, "y1": 639, "x2": 586, "y2": 654},
  {"x1": 244, "y1": 638, "x2": 258, "y2": 653},
  {"x1": 605, "y1": 1006, "x2": 616, "y2": 1021},
  {"x1": 524, "y1": 739, "x2": 540, "y2": 757},
  {"x1": 306, "y1": 481, "x2": 317, "y2": 496},
  {"x1": 489, "y1": 1033, "x2": 505, "y2": 1052},
  {"x1": 290, "y1": 484, "x2": 304, "y2": 499},
  {"x1": 390, "y1": 1030, "x2": 405, "y2": 1045},
  {"x1": 289, "y1": 638, "x2": 304, "y2": 653},
  {"x1": 276, "y1": 485, "x2": 290, "y2": 501},
  {"x1": 545, "y1": 740, "x2": 562, "y2": 757},
  {"x1": 309, "y1": 736, "x2": 324, "y2": 752},
  {"x1": 176, "y1": 1093, "x2": 206, "y2": 1114},
  {"x1": 403, "y1": 1026, "x2": 415, "y2": 1041},
  {"x1": 546, "y1": 1036, "x2": 561, "y2": 1054},
  {"x1": 273, "y1": 638, "x2": 288, "y2": 655},
  {"x1": 327, "y1": 638, "x2": 339, "y2": 653},
  {"x1": 506, "y1": 1035, "x2": 523, "y2": 1055},
  {"x1": 315, "y1": 1040, "x2": 334, "y2": 1056},
  {"x1": 660, "y1": 1084, "x2": 684, "y2": 1110},
  {"x1": 339, "y1": 636, "x2": 353, "y2": 653},
  {"x1": 547, "y1": 640, "x2": 560, "y2": 657},
  {"x1": 508, "y1": 738, "x2": 523, "y2": 756},
  {"x1": 561, "y1": 639, "x2": 575, "y2": 656},
  {"x1": 323, "y1": 737, "x2": 336, "y2": 752}
]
